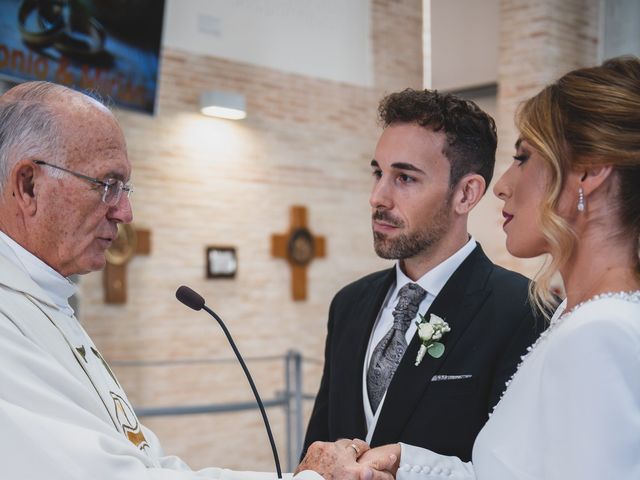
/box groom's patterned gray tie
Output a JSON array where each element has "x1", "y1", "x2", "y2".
[{"x1": 367, "y1": 282, "x2": 427, "y2": 412}]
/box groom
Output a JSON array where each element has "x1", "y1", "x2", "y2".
[{"x1": 302, "y1": 89, "x2": 544, "y2": 462}]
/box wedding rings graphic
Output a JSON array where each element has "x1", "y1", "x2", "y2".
[{"x1": 18, "y1": 0, "x2": 106, "y2": 59}]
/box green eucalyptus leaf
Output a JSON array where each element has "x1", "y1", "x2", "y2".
[{"x1": 427, "y1": 342, "x2": 445, "y2": 358}]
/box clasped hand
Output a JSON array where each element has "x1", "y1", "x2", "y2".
[{"x1": 296, "y1": 440, "x2": 401, "y2": 480}]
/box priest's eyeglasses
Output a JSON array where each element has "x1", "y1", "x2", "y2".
[{"x1": 33, "y1": 160, "x2": 133, "y2": 206}]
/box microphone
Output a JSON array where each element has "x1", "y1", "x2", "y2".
[
  {"x1": 175, "y1": 286, "x2": 283, "y2": 479},
  {"x1": 176, "y1": 285, "x2": 205, "y2": 311}
]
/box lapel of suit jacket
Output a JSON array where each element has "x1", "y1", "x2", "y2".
[
  {"x1": 334, "y1": 268, "x2": 395, "y2": 438},
  {"x1": 370, "y1": 245, "x2": 493, "y2": 446}
]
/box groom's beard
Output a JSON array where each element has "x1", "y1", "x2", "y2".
[{"x1": 372, "y1": 199, "x2": 452, "y2": 260}]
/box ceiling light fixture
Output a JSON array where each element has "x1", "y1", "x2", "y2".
[{"x1": 200, "y1": 90, "x2": 247, "y2": 120}]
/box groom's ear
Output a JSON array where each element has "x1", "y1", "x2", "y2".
[{"x1": 452, "y1": 174, "x2": 485, "y2": 215}]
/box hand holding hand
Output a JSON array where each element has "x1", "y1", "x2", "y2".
[
  {"x1": 296, "y1": 438, "x2": 395, "y2": 480},
  {"x1": 358, "y1": 444, "x2": 401, "y2": 477}
]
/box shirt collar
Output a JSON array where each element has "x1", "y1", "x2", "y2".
[
  {"x1": 392, "y1": 237, "x2": 477, "y2": 301},
  {"x1": 0, "y1": 231, "x2": 77, "y2": 316}
]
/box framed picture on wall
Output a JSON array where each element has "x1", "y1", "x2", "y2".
[{"x1": 206, "y1": 247, "x2": 238, "y2": 279}]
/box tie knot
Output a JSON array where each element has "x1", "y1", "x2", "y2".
[{"x1": 392, "y1": 282, "x2": 427, "y2": 332}]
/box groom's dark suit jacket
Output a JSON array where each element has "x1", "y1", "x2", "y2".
[{"x1": 303, "y1": 244, "x2": 544, "y2": 461}]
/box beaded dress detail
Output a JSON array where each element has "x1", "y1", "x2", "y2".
[{"x1": 491, "y1": 290, "x2": 640, "y2": 415}]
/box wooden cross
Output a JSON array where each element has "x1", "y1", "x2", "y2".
[
  {"x1": 271, "y1": 206, "x2": 326, "y2": 301},
  {"x1": 103, "y1": 224, "x2": 151, "y2": 304}
]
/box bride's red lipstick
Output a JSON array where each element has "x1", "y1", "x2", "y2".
[{"x1": 502, "y1": 211, "x2": 514, "y2": 228}]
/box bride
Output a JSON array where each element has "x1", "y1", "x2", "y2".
[{"x1": 349, "y1": 56, "x2": 640, "y2": 479}]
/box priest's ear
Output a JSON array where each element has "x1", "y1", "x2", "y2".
[
  {"x1": 452, "y1": 173, "x2": 485, "y2": 215},
  {"x1": 7, "y1": 159, "x2": 39, "y2": 216}
]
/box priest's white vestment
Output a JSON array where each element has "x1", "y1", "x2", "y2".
[{"x1": 0, "y1": 235, "x2": 320, "y2": 480}]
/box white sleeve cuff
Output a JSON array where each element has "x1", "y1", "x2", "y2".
[{"x1": 397, "y1": 443, "x2": 476, "y2": 480}]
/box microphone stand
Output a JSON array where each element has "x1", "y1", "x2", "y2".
[{"x1": 203, "y1": 305, "x2": 283, "y2": 479}]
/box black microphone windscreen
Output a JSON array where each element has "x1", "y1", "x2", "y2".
[{"x1": 175, "y1": 285, "x2": 205, "y2": 311}]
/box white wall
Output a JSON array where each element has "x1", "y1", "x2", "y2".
[
  {"x1": 163, "y1": 0, "x2": 373, "y2": 86},
  {"x1": 601, "y1": 0, "x2": 640, "y2": 60},
  {"x1": 427, "y1": 0, "x2": 499, "y2": 90}
]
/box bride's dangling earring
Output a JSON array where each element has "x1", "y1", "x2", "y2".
[{"x1": 577, "y1": 187, "x2": 586, "y2": 212}]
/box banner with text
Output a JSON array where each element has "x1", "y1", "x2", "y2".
[{"x1": 0, "y1": 0, "x2": 165, "y2": 114}]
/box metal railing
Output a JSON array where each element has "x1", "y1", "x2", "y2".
[{"x1": 112, "y1": 350, "x2": 318, "y2": 470}]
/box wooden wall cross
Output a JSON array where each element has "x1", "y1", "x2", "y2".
[
  {"x1": 103, "y1": 224, "x2": 151, "y2": 304},
  {"x1": 271, "y1": 206, "x2": 326, "y2": 301}
]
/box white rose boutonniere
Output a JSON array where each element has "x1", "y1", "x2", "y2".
[{"x1": 414, "y1": 313, "x2": 451, "y2": 366}]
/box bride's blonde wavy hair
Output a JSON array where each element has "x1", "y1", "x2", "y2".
[{"x1": 515, "y1": 56, "x2": 640, "y2": 317}]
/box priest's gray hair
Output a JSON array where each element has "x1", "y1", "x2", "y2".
[{"x1": 0, "y1": 81, "x2": 69, "y2": 194}]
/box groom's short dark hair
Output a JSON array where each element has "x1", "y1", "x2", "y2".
[{"x1": 378, "y1": 88, "x2": 497, "y2": 191}]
